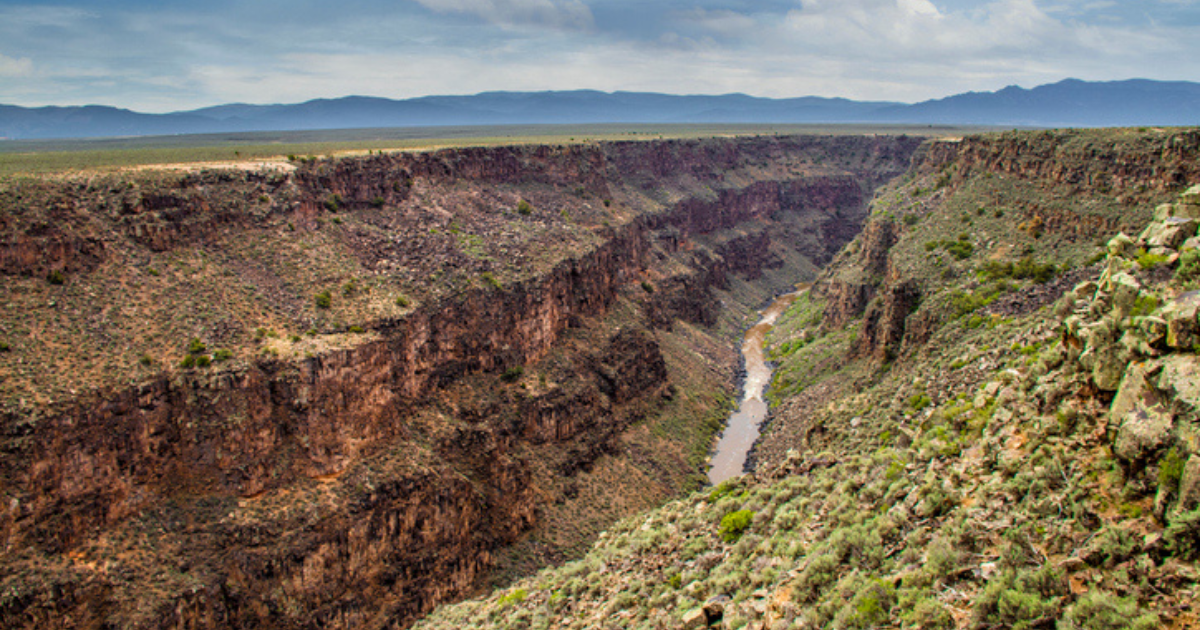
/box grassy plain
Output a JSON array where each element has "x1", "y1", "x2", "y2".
[{"x1": 0, "y1": 123, "x2": 987, "y2": 176}]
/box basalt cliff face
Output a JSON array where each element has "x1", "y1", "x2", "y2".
[
  {"x1": 416, "y1": 127, "x2": 1200, "y2": 630},
  {"x1": 0, "y1": 135, "x2": 922, "y2": 628}
]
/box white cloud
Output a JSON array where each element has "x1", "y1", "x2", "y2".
[
  {"x1": 0, "y1": 53, "x2": 33, "y2": 77},
  {"x1": 411, "y1": 0, "x2": 593, "y2": 30}
]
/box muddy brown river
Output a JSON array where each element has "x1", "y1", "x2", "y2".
[{"x1": 707, "y1": 286, "x2": 808, "y2": 485}]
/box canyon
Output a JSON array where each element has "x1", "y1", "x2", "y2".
[
  {"x1": 0, "y1": 134, "x2": 923, "y2": 628},
  {"x1": 417, "y1": 127, "x2": 1200, "y2": 630}
]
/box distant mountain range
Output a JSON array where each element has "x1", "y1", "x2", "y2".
[{"x1": 2, "y1": 78, "x2": 1198, "y2": 140}]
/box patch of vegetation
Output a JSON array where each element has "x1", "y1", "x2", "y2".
[
  {"x1": 501, "y1": 365, "x2": 525, "y2": 383},
  {"x1": 314, "y1": 290, "x2": 332, "y2": 309},
  {"x1": 517, "y1": 199, "x2": 533, "y2": 215},
  {"x1": 46, "y1": 270, "x2": 65, "y2": 285},
  {"x1": 1158, "y1": 447, "x2": 1185, "y2": 494},
  {"x1": 1174, "y1": 249, "x2": 1200, "y2": 288},
  {"x1": 1131, "y1": 294, "x2": 1159, "y2": 318},
  {"x1": 977, "y1": 256, "x2": 1058, "y2": 283},
  {"x1": 1060, "y1": 590, "x2": 1158, "y2": 630},
  {"x1": 719, "y1": 509, "x2": 754, "y2": 543},
  {"x1": 497, "y1": 588, "x2": 527, "y2": 607},
  {"x1": 1135, "y1": 249, "x2": 1170, "y2": 269},
  {"x1": 950, "y1": 280, "x2": 1011, "y2": 316}
]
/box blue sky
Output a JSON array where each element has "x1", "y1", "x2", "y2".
[{"x1": 1, "y1": 0, "x2": 1197, "y2": 112}]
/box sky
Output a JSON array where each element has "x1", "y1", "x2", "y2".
[{"x1": 1, "y1": 0, "x2": 1198, "y2": 112}]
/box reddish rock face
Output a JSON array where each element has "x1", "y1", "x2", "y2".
[{"x1": 0, "y1": 134, "x2": 922, "y2": 629}]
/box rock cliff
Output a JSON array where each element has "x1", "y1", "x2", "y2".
[
  {"x1": 416, "y1": 127, "x2": 1200, "y2": 630},
  {"x1": 0, "y1": 134, "x2": 921, "y2": 628}
]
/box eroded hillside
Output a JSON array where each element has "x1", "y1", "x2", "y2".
[
  {"x1": 415, "y1": 127, "x2": 1200, "y2": 630},
  {"x1": 0, "y1": 135, "x2": 922, "y2": 628}
]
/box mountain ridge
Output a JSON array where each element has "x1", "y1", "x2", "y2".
[{"x1": 3, "y1": 78, "x2": 1198, "y2": 140}]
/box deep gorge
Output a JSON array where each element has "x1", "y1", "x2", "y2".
[{"x1": 0, "y1": 134, "x2": 924, "y2": 628}]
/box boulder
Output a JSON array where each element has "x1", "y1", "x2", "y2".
[
  {"x1": 1182, "y1": 184, "x2": 1200, "y2": 204},
  {"x1": 1148, "y1": 217, "x2": 1198, "y2": 249},
  {"x1": 1111, "y1": 362, "x2": 1173, "y2": 463},
  {"x1": 1178, "y1": 203, "x2": 1200, "y2": 220},
  {"x1": 1154, "y1": 203, "x2": 1175, "y2": 222},
  {"x1": 1177, "y1": 455, "x2": 1200, "y2": 515},
  {"x1": 1139, "y1": 221, "x2": 1164, "y2": 245},
  {"x1": 1163, "y1": 292, "x2": 1200, "y2": 349},
  {"x1": 1141, "y1": 316, "x2": 1168, "y2": 347},
  {"x1": 1110, "y1": 272, "x2": 1142, "y2": 319},
  {"x1": 682, "y1": 607, "x2": 708, "y2": 629},
  {"x1": 1156, "y1": 354, "x2": 1200, "y2": 410},
  {"x1": 1179, "y1": 184, "x2": 1200, "y2": 215},
  {"x1": 1182, "y1": 236, "x2": 1200, "y2": 252},
  {"x1": 703, "y1": 594, "x2": 729, "y2": 623},
  {"x1": 1108, "y1": 233, "x2": 1136, "y2": 257},
  {"x1": 1091, "y1": 346, "x2": 1127, "y2": 392},
  {"x1": 1073, "y1": 280, "x2": 1099, "y2": 300}
]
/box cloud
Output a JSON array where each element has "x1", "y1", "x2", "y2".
[
  {"x1": 0, "y1": 53, "x2": 33, "y2": 77},
  {"x1": 410, "y1": 0, "x2": 593, "y2": 30},
  {"x1": 1, "y1": 0, "x2": 1199, "y2": 111}
]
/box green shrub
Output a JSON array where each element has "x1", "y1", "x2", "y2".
[
  {"x1": 212, "y1": 349, "x2": 233, "y2": 362},
  {"x1": 46, "y1": 270, "x2": 65, "y2": 285},
  {"x1": 903, "y1": 213, "x2": 920, "y2": 226},
  {"x1": 187, "y1": 338, "x2": 207, "y2": 355},
  {"x1": 1174, "y1": 249, "x2": 1200, "y2": 287},
  {"x1": 641, "y1": 281, "x2": 655, "y2": 294},
  {"x1": 481, "y1": 272, "x2": 501, "y2": 289},
  {"x1": 324, "y1": 194, "x2": 342, "y2": 212},
  {"x1": 971, "y1": 566, "x2": 1065, "y2": 630},
  {"x1": 1131, "y1": 294, "x2": 1159, "y2": 318},
  {"x1": 180, "y1": 355, "x2": 196, "y2": 368},
  {"x1": 395, "y1": 294, "x2": 411, "y2": 308},
  {"x1": 908, "y1": 393, "x2": 932, "y2": 411},
  {"x1": 0, "y1": 341, "x2": 9, "y2": 353},
  {"x1": 950, "y1": 281, "x2": 1011, "y2": 316},
  {"x1": 370, "y1": 196, "x2": 385, "y2": 208},
  {"x1": 501, "y1": 365, "x2": 525, "y2": 383},
  {"x1": 1164, "y1": 507, "x2": 1200, "y2": 560},
  {"x1": 517, "y1": 199, "x2": 533, "y2": 215},
  {"x1": 315, "y1": 290, "x2": 332, "y2": 309},
  {"x1": 1135, "y1": 249, "x2": 1170, "y2": 269},
  {"x1": 138, "y1": 353, "x2": 151, "y2": 365},
  {"x1": 901, "y1": 598, "x2": 954, "y2": 630},
  {"x1": 1159, "y1": 447, "x2": 1185, "y2": 493},
  {"x1": 944, "y1": 240, "x2": 974, "y2": 260},
  {"x1": 347, "y1": 325, "x2": 364, "y2": 334},
  {"x1": 719, "y1": 509, "x2": 754, "y2": 543},
  {"x1": 1012, "y1": 256, "x2": 1057, "y2": 283},
  {"x1": 194, "y1": 355, "x2": 211, "y2": 367},
  {"x1": 1060, "y1": 590, "x2": 1158, "y2": 630},
  {"x1": 841, "y1": 579, "x2": 896, "y2": 629},
  {"x1": 497, "y1": 588, "x2": 527, "y2": 607}
]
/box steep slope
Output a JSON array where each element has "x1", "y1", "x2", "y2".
[
  {"x1": 415, "y1": 127, "x2": 1200, "y2": 630},
  {"x1": 0, "y1": 135, "x2": 921, "y2": 628}
]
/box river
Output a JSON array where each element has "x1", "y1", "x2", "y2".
[{"x1": 707, "y1": 286, "x2": 808, "y2": 485}]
